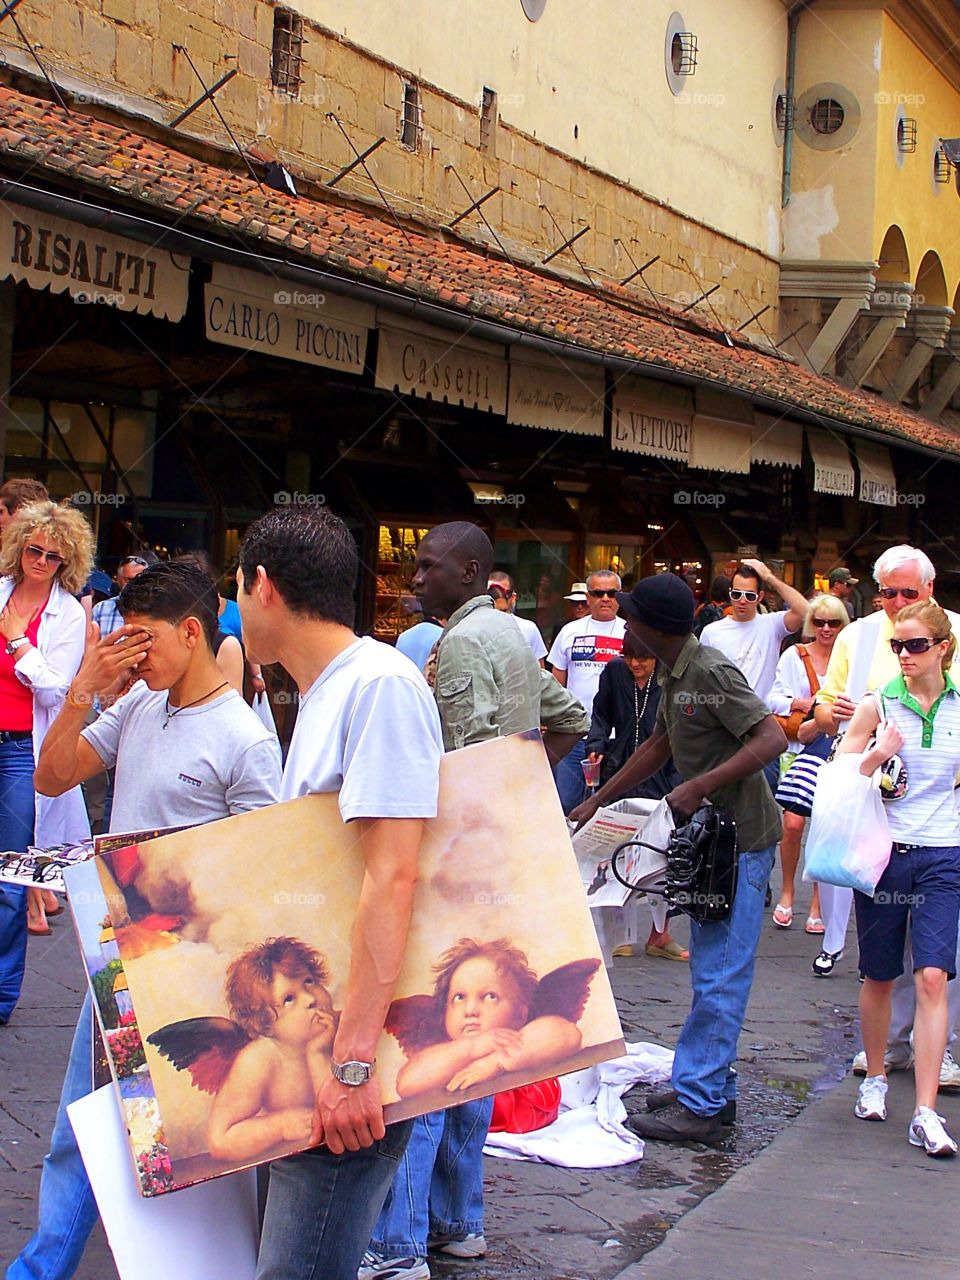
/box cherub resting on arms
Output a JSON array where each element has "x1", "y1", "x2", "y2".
[{"x1": 386, "y1": 937, "x2": 599, "y2": 1097}]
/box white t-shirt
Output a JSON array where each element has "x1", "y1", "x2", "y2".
[
  {"x1": 546, "y1": 616, "x2": 625, "y2": 718},
  {"x1": 281, "y1": 636, "x2": 443, "y2": 823},
  {"x1": 699, "y1": 611, "x2": 790, "y2": 706},
  {"x1": 82, "y1": 683, "x2": 282, "y2": 832},
  {"x1": 512, "y1": 615, "x2": 547, "y2": 662}
]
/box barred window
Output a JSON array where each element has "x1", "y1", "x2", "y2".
[
  {"x1": 401, "y1": 81, "x2": 421, "y2": 151},
  {"x1": 272, "y1": 8, "x2": 304, "y2": 98}
]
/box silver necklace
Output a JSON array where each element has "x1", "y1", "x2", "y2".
[{"x1": 633, "y1": 678, "x2": 652, "y2": 752}]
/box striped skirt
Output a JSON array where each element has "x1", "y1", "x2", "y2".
[{"x1": 775, "y1": 746, "x2": 828, "y2": 818}]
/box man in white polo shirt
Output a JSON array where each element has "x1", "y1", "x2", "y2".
[
  {"x1": 487, "y1": 570, "x2": 547, "y2": 666},
  {"x1": 547, "y1": 569, "x2": 626, "y2": 812}
]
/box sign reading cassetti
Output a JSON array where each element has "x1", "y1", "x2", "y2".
[
  {"x1": 1, "y1": 204, "x2": 189, "y2": 320},
  {"x1": 204, "y1": 264, "x2": 372, "y2": 374},
  {"x1": 376, "y1": 319, "x2": 507, "y2": 413}
]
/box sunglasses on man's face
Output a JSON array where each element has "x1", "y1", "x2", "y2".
[
  {"x1": 729, "y1": 589, "x2": 760, "y2": 602},
  {"x1": 588, "y1": 589, "x2": 618, "y2": 599},
  {"x1": 889, "y1": 636, "x2": 947, "y2": 655},
  {"x1": 879, "y1": 587, "x2": 920, "y2": 600},
  {"x1": 120, "y1": 556, "x2": 148, "y2": 568},
  {"x1": 812, "y1": 617, "x2": 843, "y2": 629},
  {"x1": 24, "y1": 544, "x2": 64, "y2": 567}
]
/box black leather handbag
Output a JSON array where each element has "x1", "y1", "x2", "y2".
[{"x1": 611, "y1": 804, "x2": 739, "y2": 924}]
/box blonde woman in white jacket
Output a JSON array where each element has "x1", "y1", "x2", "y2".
[{"x1": 0, "y1": 501, "x2": 92, "y2": 1008}]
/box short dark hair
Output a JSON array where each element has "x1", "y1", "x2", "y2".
[
  {"x1": 709, "y1": 575, "x2": 731, "y2": 603},
  {"x1": 732, "y1": 564, "x2": 762, "y2": 591},
  {"x1": 489, "y1": 569, "x2": 515, "y2": 594},
  {"x1": 423, "y1": 522, "x2": 493, "y2": 581},
  {"x1": 239, "y1": 508, "x2": 357, "y2": 626},
  {"x1": 117, "y1": 561, "x2": 219, "y2": 646},
  {"x1": 0, "y1": 478, "x2": 48, "y2": 512}
]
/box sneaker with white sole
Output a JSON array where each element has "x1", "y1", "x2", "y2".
[
  {"x1": 852, "y1": 1048, "x2": 913, "y2": 1076},
  {"x1": 940, "y1": 1049, "x2": 960, "y2": 1092},
  {"x1": 855, "y1": 1075, "x2": 888, "y2": 1121},
  {"x1": 358, "y1": 1252, "x2": 430, "y2": 1280},
  {"x1": 908, "y1": 1107, "x2": 958, "y2": 1157},
  {"x1": 428, "y1": 1233, "x2": 486, "y2": 1259}
]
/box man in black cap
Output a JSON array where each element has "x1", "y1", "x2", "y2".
[
  {"x1": 828, "y1": 566, "x2": 858, "y2": 619},
  {"x1": 572, "y1": 573, "x2": 786, "y2": 1143}
]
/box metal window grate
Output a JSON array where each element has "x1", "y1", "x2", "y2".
[
  {"x1": 480, "y1": 86, "x2": 497, "y2": 154},
  {"x1": 810, "y1": 98, "x2": 844, "y2": 135},
  {"x1": 400, "y1": 81, "x2": 421, "y2": 150},
  {"x1": 670, "y1": 31, "x2": 698, "y2": 75},
  {"x1": 897, "y1": 117, "x2": 917, "y2": 153},
  {"x1": 935, "y1": 146, "x2": 952, "y2": 183},
  {"x1": 271, "y1": 7, "x2": 304, "y2": 97},
  {"x1": 775, "y1": 93, "x2": 794, "y2": 132}
]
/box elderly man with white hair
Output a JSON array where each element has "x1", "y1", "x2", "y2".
[{"x1": 814, "y1": 544, "x2": 960, "y2": 1089}]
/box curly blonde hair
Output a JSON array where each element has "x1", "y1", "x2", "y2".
[{"x1": 0, "y1": 501, "x2": 95, "y2": 594}]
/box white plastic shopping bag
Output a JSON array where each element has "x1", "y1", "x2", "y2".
[{"x1": 803, "y1": 753, "x2": 892, "y2": 895}]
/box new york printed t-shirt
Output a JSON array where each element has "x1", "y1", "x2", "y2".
[
  {"x1": 82, "y1": 683, "x2": 282, "y2": 832},
  {"x1": 547, "y1": 616, "x2": 626, "y2": 718},
  {"x1": 282, "y1": 636, "x2": 443, "y2": 822},
  {"x1": 698, "y1": 611, "x2": 790, "y2": 706}
]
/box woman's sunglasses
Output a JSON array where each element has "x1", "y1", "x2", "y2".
[
  {"x1": 812, "y1": 618, "x2": 843, "y2": 629},
  {"x1": 879, "y1": 587, "x2": 920, "y2": 600},
  {"x1": 24, "y1": 544, "x2": 64, "y2": 567},
  {"x1": 729, "y1": 589, "x2": 760, "y2": 602},
  {"x1": 889, "y1": 636, "x2": 947, "y2": 655}
]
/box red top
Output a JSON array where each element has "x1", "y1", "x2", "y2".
[{"x1": 0, "y1": 607, "x2": 44, "y2": 731}]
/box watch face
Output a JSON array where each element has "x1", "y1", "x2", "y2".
[{"x1": 341, "y1": 1061, "x2": 368, "y2": 1086}]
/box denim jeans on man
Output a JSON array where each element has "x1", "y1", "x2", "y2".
[
  {"x1": 370, "y1": 1096, "x2": 493, "y2": 1261},
  {"x1": 7, "y1": 992, "x2": 97, "y2": 1280},
  {"x1": 0, "y1": 736, "x2": 36, "y2": 1022},
  {"x1": 256, "y1": 1119, "x2": 414, "y2": 1280},
  {"x1": 672, "y1": 846, "x2": 776, "y2": 1115},
  {"x1": 554, "y1": 737, "x2": 587, "y2": 814}
]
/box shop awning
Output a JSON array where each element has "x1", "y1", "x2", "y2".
[
  {"x1": 751, "y1": 415, "x2": 803, "y2": 468},
  {"x1": 506, "y1": 353, "x2": 604, "y2": 436},
  {"x1": 807, "y1": 429, "x2": 856, "y2": 497},
  {"x1": 375, "y1": 316, "x2": 507, "y2": 414},
  {"x1": 611, "y1": 377, "x2": 692, "y2": 460},
  {"x1": 855, "y1": 440, "x2": 898, "y2": 507}
]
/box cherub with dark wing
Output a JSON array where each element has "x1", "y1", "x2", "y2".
[
  {"x1": 385, "y1": 937, "x2": 599, "y2": 1097},
  {"x1": 147, "y1": 938, "x2": 337, "y2": 1162}
]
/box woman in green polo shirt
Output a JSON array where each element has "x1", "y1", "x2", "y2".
[{"x1": 839, "y1": 600, "x2": 960, "y2": 1157}]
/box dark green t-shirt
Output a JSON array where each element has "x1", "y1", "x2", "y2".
[{"x1": 655, "y1": 635, "x2": 782, "y2": 852}]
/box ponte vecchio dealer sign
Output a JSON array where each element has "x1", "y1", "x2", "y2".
[
  {"x1": 1, "y1": 204, "x2": 189, "y2": 320},
  {"x1": 204, "y1": 264, "x2": 372, "y2": 374}
]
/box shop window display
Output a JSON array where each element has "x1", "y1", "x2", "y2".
[{"x1": 375, "y1": 522, "x2": 432, "y2": 641}]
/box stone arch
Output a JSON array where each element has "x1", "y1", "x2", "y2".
[
  {"x1": 915, "y1": 250, "x2": 948, "y2": 308},
  {"x1": 876, "y1": 225, "x2": 910, "y2": 283}
]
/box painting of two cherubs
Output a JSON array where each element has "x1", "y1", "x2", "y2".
[{"x1": 90, "y1": 733, "x2": 624, "y2": 1189}]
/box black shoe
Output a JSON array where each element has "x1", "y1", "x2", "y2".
[
  {"x1": 764, "y1": 883, "x2": 772, "y2": 908},
  {"x1": 627, "y1": 1101, "x2": 724, "y2": 1144},
  {"x1": 645, "y1": 1088, "x2": 736, "y2": 1125},
  {"x1": 812, "y1": 948, "x2": 843, "y2": 977}
]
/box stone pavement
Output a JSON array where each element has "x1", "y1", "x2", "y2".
[{"x1": 1, "y1": 881, "x2": 957, "y2": 1278}]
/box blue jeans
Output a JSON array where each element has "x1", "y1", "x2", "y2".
[
  {"x1": 7, "y1": 993, "x2": 97, "y2": 1280},
  {"x1": 256, "y1": 1120, "x2": 414, "y2": 1280},
  {"x1": 672, "y1": 845, "x2": 776, "y2": 1116},
  {"x1": 371, "y1": 1097, "x2": 493, "y2": 1260},
  {"x1": 0, "y1": 736, "x2": 35, "y2": 1021},
  {"x1": 554, "y1": 737, "x2": 587, "y2": 815}
]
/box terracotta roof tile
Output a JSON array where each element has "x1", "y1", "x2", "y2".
[{"x1": 0, "y1": 84, "x2": 956, "y2": 459}]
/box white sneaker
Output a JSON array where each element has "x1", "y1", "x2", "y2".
[
  {"x1": 358, "y1": 1253, "x2": 431, "y2": 1280},
  {"x1": 855, "y1": 1075, "x2": 888, "y2": 1121},
  {"x1": 852, "y1": 1048, "x2": 913, "y2": 1076},
  {"x1": 939, "y1": 1049, "x2": 960, "y2": 1092},
  {"x1": 428, "y1": 1233, "x2": 487, "y2": 1259},
  {"x1": 908, "y1": 1107, "x2": 958, "y2": 1157}
]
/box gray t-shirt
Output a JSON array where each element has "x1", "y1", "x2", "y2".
[{"x1": 82, "y1": 682, "x2": 282, "y2": 832}]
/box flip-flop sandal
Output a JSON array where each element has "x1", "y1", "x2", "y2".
[
  {"x1": 804, "y1": 916, "x2": 825, "y2": 934},
  {"x1": 645, "y1": 940, "x2": 690, "y2": 961},
  {"x1": 27, "y1": 922, "x2": 51, "y2": 936},
  {"x1": 45, "y1": 903, "x2": 65, "y2": 918},
  {"x1": 772, "y1": 903, "x2": 793, "y2": 928}
]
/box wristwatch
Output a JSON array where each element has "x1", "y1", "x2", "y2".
[
  {"x1": 5, "y1": 636, "x2": 28, "y2": 657},
  {"x1": 331, "y1": 1057, "x2": 377, "y2": 1087}
]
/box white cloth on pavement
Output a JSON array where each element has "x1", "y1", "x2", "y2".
[{"x1": 483, "y1": 1041, "x2": 674, "y2": 1168}]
